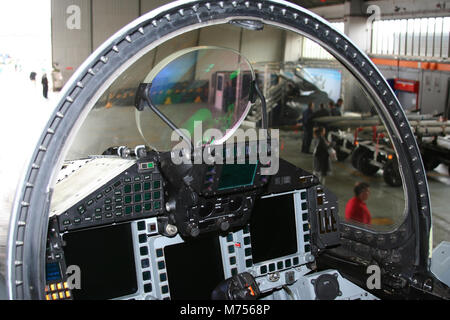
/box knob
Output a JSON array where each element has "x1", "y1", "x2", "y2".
[
  {"x1": 165, "y1": 200, "x2": 176, "y2": 212},
  {"x1": 216, "y1": 218, "x2": 230, "y2": 232},
  {"x1": 186, "y1": 222, "x2": 200, "y2": 237}
]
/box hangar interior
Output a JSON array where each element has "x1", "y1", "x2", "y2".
[{"x1": 1, "y1": 0, "x2": 450, "y2": 301}]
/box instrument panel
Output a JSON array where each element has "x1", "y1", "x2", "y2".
[{"x1": 45, "y1": 144, "x2": 372, "y2": 300}]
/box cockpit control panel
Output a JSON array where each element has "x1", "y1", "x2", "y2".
[{"x1": 45, "y1": 140, "x2": 374, "y2": 300}]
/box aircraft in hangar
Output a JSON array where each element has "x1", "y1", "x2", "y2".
[{"x1": 1, "y1": 0, "x2": 449, "y2": 301}]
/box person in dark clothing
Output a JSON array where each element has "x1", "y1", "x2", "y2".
[
  {"x1": 313, "y1": 103, "x2": 330, "y2": 119},
  {"x1": 313, "y1": 127, "x2": 332, "y2": 184},
  {"x1": 29, "y1": 71, "x2": 37, "y2": 87},
  {"x1": 335, "y1": 98, "x2": 344, "y2": 115},
  {"x1": 329, "y1": 101, "x2": 341, "y2": 116},
  {"x1": 42, "y1": 73, "x2": 49, "y2": 99},
  {"x1": 345, "y1": 182, "x2": 372, "y2": 224},
  {"x1": 301, "y1": 102, "x2": 314, "y2": 154}
]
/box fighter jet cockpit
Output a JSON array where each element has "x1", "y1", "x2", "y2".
[{"x1": 5, "y1": 0, "x2": 450, "y2": 301}]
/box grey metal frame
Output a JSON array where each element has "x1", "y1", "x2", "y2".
[{"x1": 5, "y1": 0, "x2": 431, "y2": 299}]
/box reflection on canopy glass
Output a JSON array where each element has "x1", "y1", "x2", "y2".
[{"x1": 136, "y1": 46, "x2": 255, "y2": 151}]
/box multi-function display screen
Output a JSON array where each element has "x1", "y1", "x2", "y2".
[
  {"x1": 63, "y1": 223, "x2": 138, "y2": 300},
  {"x1": 218, "y1": 163, "x2": 257, "y2": 190},
  {"x1": 250, "y1": 193, "x2": 298, "y2": 264},
  {"x1": 164, "y1": 235, "x2": 225, "y2": 299}
]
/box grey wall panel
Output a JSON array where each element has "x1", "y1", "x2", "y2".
[
  {"x1": 140, "y1": 0, "x2": 171, "y2": 15},
  {"x1": 51, "y1": 0, "x2": 91, "y2": 84},
  {"x1": 198, "y1": 24, "x2": 241, "y2": 50},
  {"x1": 153, "y1": 29, "x2": 200, "y2": 66},
  {"x1": 92, "y1": 0, "x2": 139, "y2": 50},
  {"x1": 284, "y1": 32, "x2": 303, "y2": 63},
  {"x1": 241, "y1": 26, "x2": 284, "y2": 64},
  {"x1": 420, "y1": 71, "x2": 449, "y2": 115}
]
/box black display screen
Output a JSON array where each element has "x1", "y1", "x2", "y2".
[
  {"x1": 218, "y1": 163, "x2": 257, "y2": 190},
  {"x1": 250, "y1": 193, "x2": 298, "y2": 264},
  {"x1": 63, "y1": 223, "x2": 138, "y2": 300},
  {"x1": 164, "y1": 235, "x2": 224, "y2": 300}
]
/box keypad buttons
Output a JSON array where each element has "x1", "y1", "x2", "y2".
[{"x1": 142, "y1": 271, "x2": 151, "y2": 281}]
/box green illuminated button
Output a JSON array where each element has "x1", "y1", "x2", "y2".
[
  {"x1": 95, "y1": 208, "x2": 102, "y2": 213},
  {"x1": 105, "y1": 187, "x2": 112, "y2": 193},
  {"x1": 104, "y1": 198, "x2": 112, "y2": 204},
  {"x1": 105, "y1": 205, "x2": 112, "y2": 211},
  {"x1": 124, "y1": 195, "x2": 132, "y2": 204},
  {"x1": 134, "y1": 194, "x2": 142, "y2": 202},
  {"x1": 115, "y1": 197, "x2": 122, "y2": 203},
  {"x1": 154, "y1": 201, "x2": 161, "y2": 210},
  {"x1": 144, "y1": 193, "x2": 151, "y2": 201},
  {"x1": 96, "y1": 193, "x2": 103, "y2": 199},
  {"x1": 115, "y1": 211, "x2": 123, "y2": 217},
  {"x1": 144, "y1": 175, "x2": 151, "y2": 180},
  {"x1": 153, "y1": 191, "x2": 160, "y2": 199},
  {"x1": 87, "y1": 199, "x2": 94, "y2": 206},
  {"x1": 105, "y1": 213, "x2": 113, "y2": 218},
  {"x1": 124, "y1": 185, "x2": 132, "y2": 193},
  {"x1": 144, "y1": 203, "x2": 152, "y2": 211},
  {"x1": 135, "y1": 205, "x2": 142, "y2": 213},
  {"x1": 95, "y1": 214, "x2": 102, "y2": 221},
  {"x1": 153, "y1": 181, "x2": 160, "y2": 189},
  {"x1": 124, "y1": 177, "x2": 132, "y2": 183},
  {"x1": 134, "y1": 176, "x2": 141, "y2": 181},
  {"x1": 134, "y1": 183, "x2": 141, "y2": 192},
  {"x1": 125, "y1": 206, "x2": 132, "y2": 215},
  {"x1": 144, "y1": 182, "x2": 151, "y2": 191},
  {"x1": 63, "y1": 220, "x2": 71, "y2": 226}
]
